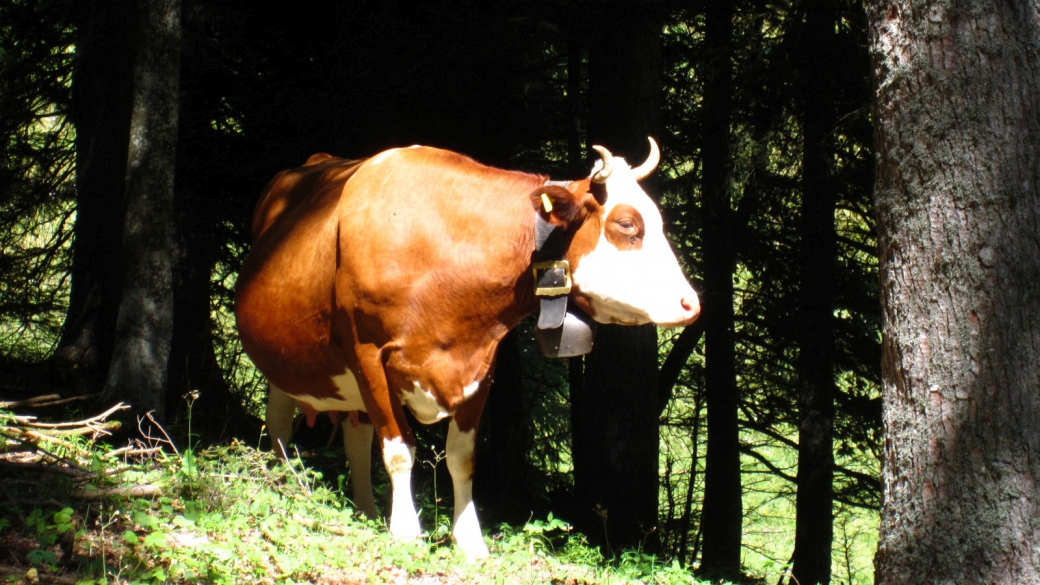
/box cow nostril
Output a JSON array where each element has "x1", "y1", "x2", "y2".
[{"x1": 680, "y1": 296, "x2": 700, "y2": 320}]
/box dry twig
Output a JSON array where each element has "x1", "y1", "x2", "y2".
[{"x1": 1, "y1": 398, "x2": 162, "y2": 504}]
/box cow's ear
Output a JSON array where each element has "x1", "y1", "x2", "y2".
[{"x1": 530, "y1": 184, "x2": 592, "y2": 228}]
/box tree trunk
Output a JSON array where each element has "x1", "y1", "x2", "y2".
[
  {"x1": 697, "y1": 0, "x2": 742, "y2": 580},
  {"x1": 476, "y1": 329, "x2": 529, "y2": 522},
  {"x1": 790, "y1": 1, "x2": 837, "y2": 583},
  {"x1": 101, "y1": 0, "x2": 181, "y2": 421},
  {"x1": 867, "y1": 1, "x2": 1040, "y2": 582},
  {"x1": 165, "y1": 34, "x2": 262, "y2": 438},
  {"x1": 57, "y1": 0, "x2": 135, "y2": 391},
  {"x1": 574, "y1": 0, "x2": 664, "y2": 553}
]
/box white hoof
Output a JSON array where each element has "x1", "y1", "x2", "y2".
[
  {"x1": 453, "y1": 502, "x2": 488, "y2": 558},
  {"x1": 389, "y1": 505, "x2": 422, "y2": 540}
]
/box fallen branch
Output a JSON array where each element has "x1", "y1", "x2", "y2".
[
  {"x1": 0, "y1": 460, "x2": 93, "y2": 478},
  {"x1": 73, "y1": 484, "x2": 162, "y2": 500},
  {"x1": 0, "y1": 393, "x2": 99, "y2": 409},
  {"x1": 1, "y1": 402, "x2": 171, "y2": 508},
  {"x1": 104, "y1": 446, "x2": 163, "y2": 459},
  {"x1": 10, "y1": 403, "x2": 129, "y2": 431}
]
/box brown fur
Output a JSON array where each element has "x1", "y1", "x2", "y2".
[{"x1": 235, "y1": 147, "x2": 605, "y2": 441}]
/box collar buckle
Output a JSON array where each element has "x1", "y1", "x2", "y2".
[{"x1": 532, "y1": 260, "x2": 572, "y2": 297}]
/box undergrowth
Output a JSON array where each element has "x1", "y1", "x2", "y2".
[{"x1": 0, "y1": 405, "x2": 721, "y2": 585}]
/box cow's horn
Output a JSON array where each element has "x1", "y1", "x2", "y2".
[
  {"x1": 591, "y1": 145, "x2": 614, "y2": 183},
  {"x1": 630, "y1": 137, "x2": 661, "y2": 181}
]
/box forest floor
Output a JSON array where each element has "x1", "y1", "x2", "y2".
[{"x1": 0, "y1": 396, "x2": 708, "y2": 585}]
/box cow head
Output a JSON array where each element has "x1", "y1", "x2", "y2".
[{"x1": 533, "y1": 138, "x2": 700, "y2": 328}]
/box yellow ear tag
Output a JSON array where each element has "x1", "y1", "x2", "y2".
[{"x1": 540, "y1": 193, "x2": 553, "y2": 214}]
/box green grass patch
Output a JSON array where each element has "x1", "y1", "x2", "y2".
[{"x1": 1, "y1": 419, "x2": 720, "y2": 585}]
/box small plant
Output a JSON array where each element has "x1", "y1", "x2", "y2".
[{"x1": 23, "y1": 507, "x2": 76, "y2": 569}]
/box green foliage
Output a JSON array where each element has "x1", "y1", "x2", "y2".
[
  {"x1": 0, "y1": 1, "x2": 75, "y2": 361},
  {"x1": 2, "y1": 436, "x2": 729, "y2": 584},
  {"x1": 0, "y1": 1, "x2": 884, "y2": 582}
]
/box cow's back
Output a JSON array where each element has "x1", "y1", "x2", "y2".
[{"x1": 333, "y1": 148, "x2": 546, "y2": 336}]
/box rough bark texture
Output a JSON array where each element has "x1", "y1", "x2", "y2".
[
  {"x1": 867, "y1": 1, "x2": 1040, "y2": 582},
  {"x1": 57, "y1": 0, "x2": 135, "y2": 390},
  {"x1": 791, "y1": 1, "x2": 837, "y2": 583},
  {"x1": 697, "y1": 0, "x2": 742, "y2": 579},
  {"x1": 101, "y1": 0, "x2": 180, "y2": 420},
  {"x1": 573, "y1": 0, "x2": 664, "y2": 552}
]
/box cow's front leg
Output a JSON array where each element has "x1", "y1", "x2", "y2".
[
  {"x1": 446, "y1": 371, "x2": 492, "y2": 558},
  {"x1": 353, "y1": 344, "x2": 422, "y2": 541},
  {"x1": 382, "y1": 434, "x2": 421, "y2": 539},
  {"x1": 446, "y1": 418, "x2": 489, "y2": 557}
]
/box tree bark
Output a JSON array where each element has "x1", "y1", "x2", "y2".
[
  {"x1": 164, "y1": 29, "x2": 262, "y2": 438},
  {"x1": 476, "y1": 329, "x2": 530, "y2": 522},
  {"x1": 697, "y1": 0, "x2": 742, "y2": 579},
  {"x1": 867, "y1": 1, "x2": 1040, "y2": 582},
  {"x1": 101, "y1": 0, "x2": 181, "y2": 421},
  {"x1": 791, "y1": 1, "x2": 837, "y2": 583},
  {"x1": 574, "y1": 0, "x2": 664, "y2": 553},
  {"x1": 57, "y1": 0, "x2": 135, "y2": 391}
]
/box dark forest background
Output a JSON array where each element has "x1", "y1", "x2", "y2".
[{"x1": 0, "y1": 0, "x2": 880, "y2": 583}]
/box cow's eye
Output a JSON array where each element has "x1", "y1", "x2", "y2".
[{"x1": 616, "y1": 218, "x2": 636, "y2": 232}]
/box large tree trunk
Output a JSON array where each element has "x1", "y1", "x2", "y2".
[
  {"x1": 573, "y1": 0, "x2": 664, "y2": 553},
  {"x1": 790, "y1": 1, "x2": 837, "y2": 583},
  {"x1": 867, "y1": 1, "x2": 1040, "y2": 582},
  {"x1": 101, "y1": 0, "x2": 181, "y2": 421},
  {"x1": 696, "y1": 0, "x2": 742, "y2": 579},
  {"x1": 57, "y1": 0, "x2": 135, "y2": 391}
]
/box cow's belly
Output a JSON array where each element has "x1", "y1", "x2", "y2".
[{"x1": 285, "y1": 368, "x2": 367, "y2": 413}]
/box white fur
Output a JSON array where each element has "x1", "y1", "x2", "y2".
[
  {"x1": 282, "y1": 368, "x2": 366, "y2": 413},
  {"x1": 573, "y1": 161, "x2": 698, "y2": 327},
  {"x1": 265, "y1": 383, "x2": 377, "y2": 520},
  {"x1": 446, "y1": 421, "x2": 488, "y2": 557},
  {"x1": 265, "y1": 384, "x2": 297, "y2": 460},
  {"x1": 342, "y1": 419, "x2": 378, "y2": 520},
  {"x1": 383, "y1": 437, "x2": 422, "y2": 539},
  {"x1": 462, "y1": 380, "x2": 481, "y2": 399},
  {"x1": 401, "y1": 381, "x2": 450, "y2": 424}
]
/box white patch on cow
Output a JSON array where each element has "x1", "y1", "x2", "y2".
[
  {"x1": 382, "y1": 437, "x2": 422, "y2": 540},
  {"x1": 341, "y1": 419, "x2": 378, "y2": 520},
  {"x1": 572, "y1": 161, "x2": 699, "y2": 327},
  {"x1": 288, "y1": 368, "x2": 367, "y2": 412},
  {"x1": 401, "y1": 381, "x2": 450, "y2": 424},
  {"x1": 446, "y1": 421, "x2": 489, "y2": 558},
  {"x1": 369, "y1": 148, "x2": 400, "y2": 165},
  {"x1": 265, "y1": 384, "x2": 297, "y2": 460},
  {"x1": 462, "y1": 380, "x2": 480, "y2": 399},
  {"x1": 407, "y1": 144, "x2": 422, "y2": 149}
]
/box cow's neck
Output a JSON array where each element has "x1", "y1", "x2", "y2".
[{"x1": 529, "y1": 182, "x2": 596, "y2": 358}]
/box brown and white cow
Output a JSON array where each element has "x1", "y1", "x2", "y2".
[{"x1": 235, "y1": 139, "x2": 699, "y2": 557}]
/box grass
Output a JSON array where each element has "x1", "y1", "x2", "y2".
[{"x1": 0, "y1": 408, "x2": 719, "y2": 585}]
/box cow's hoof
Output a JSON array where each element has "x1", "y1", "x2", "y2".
[
  {"x1": 388, "y1": 509, "x2": 422, "y2": 541},
  {"x1": 453, "y1": 527, "x2": 489, "y2": 558}
]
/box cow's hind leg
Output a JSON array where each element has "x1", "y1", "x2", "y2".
[
  {"x1": 341, "y1": 416, "x2": 378, "y2": 520},
  {"x1": 446, "y1": 378, "x2": 492, "y2": 558},
  {"x1": 266, "y1": 383, "x2": 296, "y2": 460}
]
